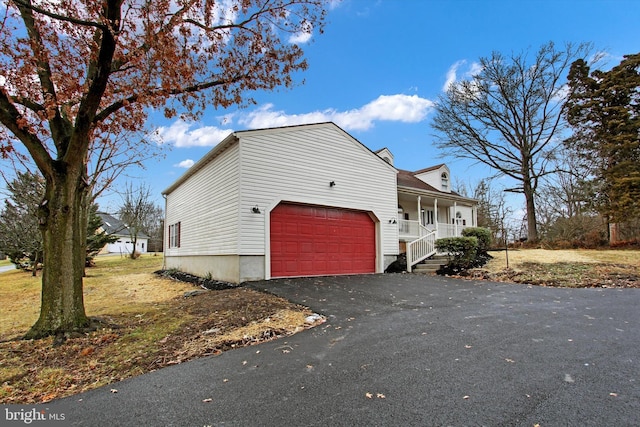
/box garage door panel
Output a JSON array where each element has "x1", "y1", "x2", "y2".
[{"x1": 271, "y1": 203, "x2": 375, "y2": 277}]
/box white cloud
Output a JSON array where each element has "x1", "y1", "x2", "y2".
[
  {"x1": 443, "y1": 60, "x2": 466, "y2": 92},
  {"x1": 155, "y1": 119, "x2": 233, "y2": 147},
  {"x1": 175, "y1": 159, "x2": 195, "y2": 168},
  {"x1": 158, "y1": 94, "x2": 435, "y2": 149},
  {"x1": 443, "y1": 60, "x2": 483, "y2": 92},
  {"x1": 289, "y1": 27, "x2": 313, "y2": 44},
  {"x1": 239, "y1": 94, "x2": 434, "y2": 131}
]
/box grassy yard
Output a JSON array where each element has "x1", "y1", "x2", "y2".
[
  {"x1": 0, "y1": 254, "x2": 315, "y2": 404},
  {"x1": 1, "y1": 249, "x2": 638, "y2": 404},
  {"x1": 482, "y1": 248, "x2": 640, "y2": 288}
]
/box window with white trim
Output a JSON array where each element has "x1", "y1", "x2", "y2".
[
  {"x1": 168, "y1": 222, "x2": 181, "y2": 248},
  {"x1": 441, "y1": 172, "x2": 449, "y2": 191}
]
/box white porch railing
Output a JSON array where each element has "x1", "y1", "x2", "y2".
[
  {"x1": 406, "y1": 230, "x2": 437, "y2": 272},
  {"x1": 398, "y1": 220, "x2": 467, "y2": 240},
  {"x1": 398, "y1": 219, "x2": 422, "y2": 237},
  {"x1": 435, "y1": 223, "x2": 466, "y2": 239}
]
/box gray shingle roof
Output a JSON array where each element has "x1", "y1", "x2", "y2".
[{"x1": 97, "y1": 212, "x2": 149, "y2": 239}]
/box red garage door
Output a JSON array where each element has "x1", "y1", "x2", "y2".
[{"x1": 270, "y1": 203, "x2": 376, "y2": 277}]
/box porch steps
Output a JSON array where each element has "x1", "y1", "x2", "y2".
[{"x1": 412, "y1": 255, "x2": 448, "y2": 274}]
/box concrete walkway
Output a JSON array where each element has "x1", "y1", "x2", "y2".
[{"x1": 47, "y1": 274, "x2": 639, "y2": 426}]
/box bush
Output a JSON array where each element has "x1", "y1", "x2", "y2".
[
  {"x1": 435, "y1": 236, "x2": 478, "y2": 273},
  {"x1": 462, "y1": 227, "x2": 492, "y2": 253}
]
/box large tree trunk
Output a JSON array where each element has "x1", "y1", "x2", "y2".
[
  {"x1": 523, "y1": 181, "x2": 539, "y2": 243},
  {"x1": 25, "y1": 163, "x2": 90, "y2": 339}
]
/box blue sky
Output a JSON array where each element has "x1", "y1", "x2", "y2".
[
  {"x1": 5, "y1": 0, "x2": 640, "y2": 217},
  {"x1": 111, "y1": 0, "x2": 638, "y2": 216}
]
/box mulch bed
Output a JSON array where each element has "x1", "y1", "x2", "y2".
[{"x1": 155, "y1": 270, "x2": 239, "y2": 291}]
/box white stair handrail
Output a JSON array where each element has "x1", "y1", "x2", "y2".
[{"x1": 406, "y1": 230, "x2": 437, "y2": 272}]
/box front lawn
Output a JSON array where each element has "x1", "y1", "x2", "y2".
[
  {"x1": 481, "y1": 249, "x2": 640, "y2": 288},
  {"x1": 0, "y1": 254, "x2": 316, "y2": 403}
]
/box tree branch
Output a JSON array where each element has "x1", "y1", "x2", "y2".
[
  {"x1": 0, "y1": 89, "x2": 53, "y2": 178},
  {"x1": 11, "y1": 0, "x2": 108, "y2": 30}
]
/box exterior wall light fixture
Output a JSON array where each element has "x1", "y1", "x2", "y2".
[
  {"x1": 252, "y1": 205, "x2": 261, "y2": 214},
  {"x1": 329, "y1": 181, "x2": 336, "y2": 187}
]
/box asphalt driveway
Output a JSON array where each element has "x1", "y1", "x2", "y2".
[{"x1": 47, "y1": 274, "x2": 639, "y2": 426}]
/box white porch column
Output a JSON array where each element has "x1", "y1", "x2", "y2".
[
  {"x1": 417, "y1": 196, "x2": 422, "y2": 226},
  {"x1": 434, "y1": 198, "x2": 438, "y2": 235},
  {"x1": 454, "y1": 201, "x2": 458, "y2": 236},
  {"x1": 472, "y1": 206, "x2": 477, "y2": 227}
]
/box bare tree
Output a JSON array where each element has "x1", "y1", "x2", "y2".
[
  {"x1": 117, "y1": 182, "x2": 162, "y2": 259},
  {"x1": 472, "y1": 178, "x2": 509, "y2": 247},
  {"x1": 432, "y1": 42, "x2": 591, "y2": 242}
]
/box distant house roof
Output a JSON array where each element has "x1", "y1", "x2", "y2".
[{"x1": 97, "y1": 212, "x2": 149, "y2": 239}]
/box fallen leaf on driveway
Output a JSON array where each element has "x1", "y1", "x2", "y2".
[
  {"x1": 505, "y1": 358, "x2": 515, "y2": 363},
  {"x1": 610, "y1": 392, "x2": 618, "y2": 397},
  {"x1": 376, "y1": 393, "x2": 386, "y2": 399},
  {"x1": 365, "y1": 392, "x2": 373, "y2": 399},
  {"x1": 202, "y1": 398, "x2": 213, "y2": 402},
  {"x1": 110, "y1": 389, "x2": 118, "y2": 393}
]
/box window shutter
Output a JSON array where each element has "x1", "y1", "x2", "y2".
[{"x1": 177, "y1": 222, "x2": 181, "y2": 248}]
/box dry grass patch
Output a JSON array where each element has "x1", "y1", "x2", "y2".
[
  {"x1": 0, "y1": 255, "x2": 317, "y2": 404},
  {"x1": 475, "y1": 249, "x2": 640, "y2": 288}
]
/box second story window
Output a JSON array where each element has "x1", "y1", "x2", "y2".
[{"x1": 441, "y1": 172, "x2": 449, "y2": 191}]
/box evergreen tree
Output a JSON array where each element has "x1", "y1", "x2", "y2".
[
  {"x1": 0, "y1": 171, "x2": 45, "y2": 275},
  {"x1": 565, "y1": 53, "x2": 640, "y2": 241}
]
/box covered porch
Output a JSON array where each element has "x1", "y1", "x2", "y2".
[
  {"x1": 397, "y1": 191, "x2": 477, "y2": 243},
  {"x1": 397, "y1": 190, "x2": 478, "y2": 271}
]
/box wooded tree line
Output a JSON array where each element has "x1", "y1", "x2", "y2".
[{"x1": 437, "y1": 45, "x2": 640, "y2": 247}]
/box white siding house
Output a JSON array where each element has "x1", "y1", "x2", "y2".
[
  {"x1": 97, "y1": 212, "x2": 149, "y2": 255},
  {"x1": 163, "y1": 122, "x2": 399, "y2": 283}
]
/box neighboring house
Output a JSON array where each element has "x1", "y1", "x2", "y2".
[
  {"x1": 162, "y1": 122, "x2": 477, "y2": 283},
  {"x1": 97, "y1": 212, "x2": 149, "y2": 255}
]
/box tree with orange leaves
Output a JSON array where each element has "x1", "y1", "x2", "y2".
[{"x1": 0, "y1": 0, "x2": 326, "y2": 338}]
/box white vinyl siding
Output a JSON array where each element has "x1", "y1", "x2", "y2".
[
  {"x1": 164, "y1": 144, "x2": 240, "y2": 256},
  {"x1": 415, "y1": 166, "x2": 451, "y2": 193},
  {"x1": 237, "y1": 124, "x2": 398, "y2": 256}
]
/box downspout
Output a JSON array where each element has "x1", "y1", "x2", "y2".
[{"x1": 162, "y1": 193, "x2": 167, "y2": 270}]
